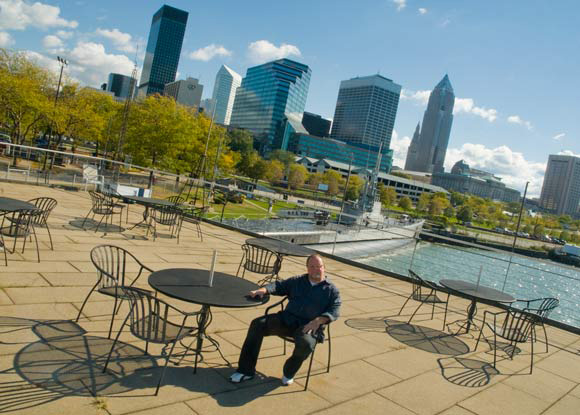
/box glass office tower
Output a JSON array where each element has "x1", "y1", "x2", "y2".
[
  {"x1": 138, "y1": 5, "x2": 188, "y2": 96},
  {"x1": 230, "y1": 58, "x2": 311, "y2": 155},
  {"x1": 211, "y1": 65, "x2": 242, "y2": 125},
  {"x1": 330, "y1": 74, "x2": 401, "y2": 149},
  {"x1": 107, "y1": 73, "x2": 136, "y2": 100}
]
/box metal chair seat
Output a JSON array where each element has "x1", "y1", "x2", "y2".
[
  {"x1": 398, "y1": 270, "x2": 450, "y2": 328},
  {"x1": 98, "y1": 285, "x2": 151, "y2": 298},
  {"x1": 130, "y1": 314, "x2": 195, "y2": 344}
]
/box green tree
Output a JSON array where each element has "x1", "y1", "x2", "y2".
[
  {"x1": 398, "y1": 196, "x2": 412, "y2": 210},
  {"x1": 265, "y1": 159, "x2": 284, "y2": 184},
  {"x1": 323, "y1": 170, "x2": 343, "y2": 196},
  {"x1": 561, "y1": 230, "x2": 571, "y2": 241},
  {"x1": 457, "y1": 205, "x2": 473, "y2": 223},
  {"x1": 269, "y1": 149, "x2": 295, "y2": 169},
  {"x1": 533, "y1": 224, "x2": 545, "y2": 237},
  {"x1": 429, "y1": 197, "x2": 447, "y2": 216},
  {"x1": 417, "y1": 193, "x2": 431, "y2": 212},
  {"x1": 379, "y1": 185, "x2": 397, "y2": 207},
  {"x1": 228, "y1": 128, "x2": 254, "y2": 155},
  {"x1": 450, "y1": 192, "x2": 466, "y2": 207},
  {"x1": 390, "y1": 171, "x2": 412, "y2": 179},
  {"x1": 345, "y1": 175, "x2": 364, "y2": 201},
  {"x1": 247, "y1": 158, "x2": 268, "y2": 183},
  {"x1": 308, "y1": 172, "x2": 324, "y2": 189},
  {"x1": 443, "y1": 206, "x2": 456, "y2": 218},
  {"x1": 288, "y1": 163, "x2": 308, "y2": 190}
]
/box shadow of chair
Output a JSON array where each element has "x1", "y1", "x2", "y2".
[
  {"x1": 514, "y1": 297, "x2": 559, "y2": 353},
  {"x1": 75, "y1": 245, "x2": 153, "y2": 339},
  {"x1": 147, "y1": 205, "x2": 183, "y2": 243},
  {"x1": 397, "y1": 269, "x2": 450, "y2": 329},
  {"x1": 103, "y1": 287, "x2": 200, "y2": 396},
  {"x1": 475, "y1": 307, "x2": 540, "y2": 374},
  {"x1": 82, "y1": 191, "x2": 125, "y2": 233},
  {"x1": 0, "y1": 209, "x2": 40, "y2": 264},
  {"x1": 236, "y1": 244, "x2": 282, "y2": 286},
  {"x1": 27, "y1": 197, "x2": 58, "y2": 250},
  {"x1": 265, "y1": 297, "x2": 331, "y2": 391}
]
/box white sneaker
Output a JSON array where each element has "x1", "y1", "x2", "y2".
[
  {"x1": 229, "y1": 372, "x2": 253, "y2": 383},
  {"x1": 281, "y1": 375, "x2": 294, "y2": 386}
]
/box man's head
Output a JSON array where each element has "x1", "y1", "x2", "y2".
[{"x1": 306, "y1": 254, "x2": 325, "y2": 282}]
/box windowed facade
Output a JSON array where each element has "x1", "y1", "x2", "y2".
[
  {"x1": 539, "y1": 155, "x2": 580, "y2": 216},
  {"x1": 138, "y1": 5, "x2": 188, "y2": 96},
  {"x1": 211, "y1": 65, "x2": 242, "y2": 125},
  {"x1": 230, "y1": 59, "x2": 311, "y2": 155}
]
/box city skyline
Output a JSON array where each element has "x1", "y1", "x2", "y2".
[{"x1": 1, "y1": 0, "x2": 579, "y2": 196}]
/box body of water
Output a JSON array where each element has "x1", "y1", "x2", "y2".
[{"x1": 358, "y1": 241, "x2": 580, "y2": 328}]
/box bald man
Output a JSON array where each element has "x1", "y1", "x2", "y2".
[{"x1": 230, "y1": 254, "x2": 341, "y2": 385}]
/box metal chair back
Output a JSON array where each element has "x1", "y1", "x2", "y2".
[
  {"x1": 151, "y1": 205, "x2": 181, "y2": 226},
  {"x1": 123, "y1": 287, "x2": 175, "y2": 343},
  {"x1": 408, "y1": 269, "x2": 432, "y2": 300},
  {"x1": 88, "y1": 190, "x2": 113, "y2": 215},
  {"x1": 27, "y1": 197, "x2": 57, "y2": 226},
  {"x1": 240, "y1": 244, "x2": 281, "y2": 276},
  {"x1": 523, "y1": 297, "x2": 559, "y2": 320},
  {"x1": 165, "y1": 195, "x2": 185, "y2": 206},
  {"x1": 499, "y1": 308, "x2": 539, "y2": 343},
  {"x1": 90, "y1": 245, "x2": 136, "y2": 291}
]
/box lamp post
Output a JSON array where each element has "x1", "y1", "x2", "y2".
[{"x1": 43, "y1": 56, "x2": 68, "y2": 171}]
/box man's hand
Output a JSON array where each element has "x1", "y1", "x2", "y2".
[
  {"x1": 249, "y1": 288, "x2": 267, "y2": 298},
  {"x1": 302, "y1": 316, "x2": 328, "y2": 334}
]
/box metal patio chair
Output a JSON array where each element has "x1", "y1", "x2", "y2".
[
  {"x1": 0, "y1": 209, "x2": 40, "y2": 264},
  {"x1": 236, "y1": 243, "x2": 282, "y2": 286},
  {"x1": 75, "y1": 245, "x2": 153, "y2": 338},
  {"x1": 397, "y1": 269, "x2": 450, "y2": 329},
  {"x1": 165, "y1": 195, "x2": 185, "y2": 205},
  {"x1": 27, "y1": 197, "x2": 58, "y2": 250},
  {"x1": 147, "y1": 205, "x2": 184, "y2": 243},
  {"x1": 514, "y1": 297, "x2": 559, "y2": 353},
  {"x1": 103, "y1": 287, "x2": 200, "y2": 396},
  {"x1": 82, "y1": 191, "x2": 124, "y2": 233},
  {"x1": 266, "y1": 297, "x2": 332, "y2": 391},
  {"x1": 475, "y1": 306, "x2": 540, "y2": 374}
]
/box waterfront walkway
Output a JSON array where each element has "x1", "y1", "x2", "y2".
[{"x1": 0, "y1": 182, "x2": 578, "y2": 414}]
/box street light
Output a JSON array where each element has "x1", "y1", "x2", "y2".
[{"x1": 43, "y1": 56, "x2": 68, "y2": 171}]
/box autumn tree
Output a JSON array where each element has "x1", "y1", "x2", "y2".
[
  {"x1": 323, "y1": 170, "x2": 343, "y2": 197},
  {"x1": 398, "y1": 196, "x2": 412, "y2": 210},
  {"x1": 288, "y1": 163, "x2": 308, "y2": 190}
]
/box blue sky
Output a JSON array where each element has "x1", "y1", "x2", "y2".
[{"x1": 1, "y1": 0, "x2": 578, "y2": 197}]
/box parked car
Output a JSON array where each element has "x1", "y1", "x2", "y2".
[{"x1": 0, "y1": 134, "x2": 11, "y2": 155}]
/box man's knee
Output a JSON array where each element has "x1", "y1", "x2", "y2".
[
  {"x1": 248, "y1": 315, "x2": 268, "y2": 332},
  {"x1": 293, "y1": 334, "x2": 316, "y2": 357}
]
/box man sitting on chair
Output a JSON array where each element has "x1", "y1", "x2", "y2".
[{"x1": 230, "y1": 254, "x2": 341, "y2": 385}]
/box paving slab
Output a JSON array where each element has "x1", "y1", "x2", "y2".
[
  {"x1": 311, "y1": 392, "x2": 415, "y2": 415},
  {"x1": 459, "y1": 382, "x2": 551, "y2": 415}
]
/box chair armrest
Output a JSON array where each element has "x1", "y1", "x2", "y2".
[{"x1": 266, "y1": 296, "x2": 286, "y2": 315}]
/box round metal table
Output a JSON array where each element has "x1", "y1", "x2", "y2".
[
  {"x1": 120, "y1": 196, "x2": 179, "y2": 230},
  {"x1": 440, "y1": 279, "x2": 515, "y2": 333},
  {"x1": 149, "y1": 268, "x2": 269, "y2": 372},
  {"x1": 246, "y1": 237, "x2": 315, "y2": 257},
  {"x1": 0, "y1": 197, "x2": 37, "y2": 212}
]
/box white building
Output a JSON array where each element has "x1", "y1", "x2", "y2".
[
  {"x1": 164, "y1": 77, "x2": 203, "y2": 108},
  {"x1": 211, "y1": 65, "x2": 242, "y2": 125}
]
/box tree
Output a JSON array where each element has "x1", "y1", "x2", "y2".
[
  {"x1": 269, "y1": 149, "x2": 295, "y2": 169},
  {"x1": 450, "y1": 192, "x2": 466, "y2": 207},
  {"x1": 228, "y1": 128, "x2": 254, "y2": 155},
  {"x1": 308, "y1": 172, "x2": 324, "y2": 189},
  {"x1": 429, "y1": 197, "x2": 447, "y2": 216},
  {"x1": 390, "y1": 171, "x2": 412, "y2": 179},
  {"x1": 443, "y1": 206, "x2": 456, "y2": 218},
  {"x1": 247, "y1": 159, "x2": 268, "y2": 183},
  {"x1": 533, "y1": 224, "x2": 545, "y2": 237},
  {"x1": 288, "y1": 163, "x2": 308, "y2": 190},
  {"x1": 323, "y1": 170, "x2": 343, "y2": 197},
  {"x1": 265, "y1": 159, "x2": 284, "y2": 184},
  {"x1": 379, "y1": 185, "x2": 397, "y2": 207},
  {"x1": 344, "y1": 175, "x2": 364, "y2": 201},
  {"x1": 398, "y1": 196, "x2": 412, "y2": 210},
  {"x1": 560, "y1": 230, "x2": 571, "y2": 241},
  {"x1": 417, "y1": 193, "x2": 431, "y2": 212},
  {"x1": 457, "y1": 205, "x2": 473, "y2": 223}
]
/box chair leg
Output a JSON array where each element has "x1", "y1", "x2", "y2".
[
  {"x1": 81, "y1": 209, "x2": 92, "y2": 229},
  {"x1": 492, "y1": 332, "x2": 497, "y2": 369},
  {"x1": 530, "y1": 335, "x2": 534, "y2": 374},
  {"x1": 541, "y1": 323, "x2": 549, "y2": 353},
  {"x1": 397, "y1": 294, "x2": 412, "y2": 316},
  {"x1": 30, "y1": 225, "x2": 40, "y2": 263},
  {"x1": 474, "y1": 325, "x2": 483, "y2": 351},
  {"x1": 326, "y1": 328, "x2": 331, "y2": 373},
  {"x1": 408, "y1": 300, "x2": 425, "y2": 324},
  {"x1": 442, "y1": 294, "x2": 450, "y2": 331},
  {"x1": 303, "y1": 345, "x2": 316, "y2": 391},
  {"x1": 45, "y1": 224, "x2": 54, "y2": 250},
  {"x1": 155, "y1": 339, "x2": 180, "y2": 396},
  {"x1": 108, "y1": 297, "x2": 118, "y2": 339},
  {"x1": 76, "y1": 284, "x2": 99, "y2": 322},
  {"x1": 103, "y1": 311, "x2": 131, "y2": 373}
]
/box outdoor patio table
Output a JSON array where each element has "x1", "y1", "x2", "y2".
[
  {"x1": 119, "y1": 196, "x2": 177, "y2": 229},
  {"x1": 440, "y1": 279, "x2": 515, "y2": 333},
  {"x1": 246, "y1": 237, "x2": 315, "y2": 257},
  {"x1": 148, "y1": 268, "x2": 269, "y2": 373},
  {"x1": 0, "y1": 197, "x2": 37, "y2": 212}
]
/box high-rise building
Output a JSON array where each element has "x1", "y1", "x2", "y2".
[
  {"x1": 164, "y1": 77, "x2": 203, "y2": 108},
  {"x1": 539, "y1": 154, "x2": 580, "y2": 216},
  {"x1": 330, "y1": 74, "x2": 401, "y2": 149},
  {"x1": 302, "y1": 112, "x2": 331, "y2": 137},
  {"x1": 107, "y1": 73, "x2": 136, "y2": 100},
  {"x1": 405, "y1": 74, "x2": 455, "y2": 173},
  {"x1": 211, "y1": 65, "x2": 242, "y2": 125},
  {"x1": 230, "y1": 58, "x2": 311, "y2": 154},
  {"x1": 138, "y1": 5, "x2": 188, "y2": 97}
]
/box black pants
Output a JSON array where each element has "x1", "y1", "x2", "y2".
[{"x1": 237, "y1": 313, "x2": 317, "y2": 378}]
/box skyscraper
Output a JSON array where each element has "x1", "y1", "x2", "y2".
[
  {"x1": 405, "y1": 75, "x2": 455, "y2": 173},
  {"x1": 107, "y1": 73, "x2": 136, "y2": 100},
  {"x1": 138, "y1": 5, "x2": 188, "y2": 97},
  {"x1": 211, "y1": 65, "x2": 242, "y2": 125},
  {"x1": 539, "y1": 154, "x2": 580, "y2": 216},
  {"x1": 230, "y1": 58, "x2": 311, "y2": 154},
  {"x1": 330, "y1": 74, "x2": 401, "y2": 150},
  {"x1": 164, "y1": 77, "x2": 203, "y2": 108}
]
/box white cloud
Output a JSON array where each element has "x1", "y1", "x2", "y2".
[
  {"x1": 56, "y1": 30, "x2": 73, "y2": 39},
  {"x1": 392, "y1": 0, "x2": 406, "y2": 11},
  {"x1": 42, "y1": 34, "x2": 62, "y2": 49},
  {"x1": 68, "y1": 41, "x2": 134, "y2": 84},
  {"x1": 454, "y1": 97, "x2": 498, "y2": 122},
  {"x1": 418, "y1": 8, "x2": 428, "y2": 15},
  {"x1": 558, "y1": 150, "x2": 580, "y2": 158},
  {"x1": 189, "y1": 44, "x2": 232, "y2": 61},
  {"x1": 507, "y1": 115, "x2": 533, "y2": 130},
  {"x1": 402, "y1": 88, "x2": 499, "y2": 122},
  {"x1": 390, "y1": 130, "x2": 411, "y2": 168},
  {"x1": 247, "y1": 40, "x2": 301, "y2": 64},
  {"x1": 0, "y1": 30, "x2": 13, "y2": 46},
  {"x1": 0, "y1": 0, "x2": 78, "y2": 30},
  {"x1": 552, "y1": 133, "x2": 565, "y2": 141},
  {"x1": 401, "y1": 89, "x2": 431, "y2": 105},
  {"x1": 445, "y1": 143, "x2": 546, "y2": 197},
  {"x1": 95, "y1": 28, "x2": 137, "y2": 53}
]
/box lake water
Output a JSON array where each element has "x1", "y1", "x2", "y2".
[{"x1": 358, "y1": 241, "x2": 580, "y2": 328}]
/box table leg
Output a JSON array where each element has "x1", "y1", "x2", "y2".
[
  {"x1": 128, "y1": 206, "x2": 150, "y2": 230},
  {"x1": 193, "y1": 305, "x2": 209, "y2": 373}
]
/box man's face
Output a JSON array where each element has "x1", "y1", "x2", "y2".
[{"x1": 307, "y1": 256, "x2": 325, "y2": 281}]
